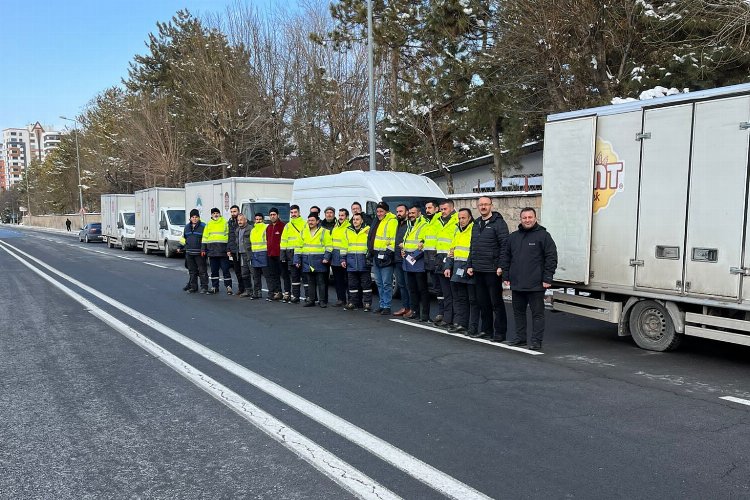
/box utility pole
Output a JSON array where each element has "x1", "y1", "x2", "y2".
[
  {"x1": 367, "y1": 0, "x2": 376, "y2": 172},
  {"x1": 60, "y1": 116, "x2": 85, "y2": 228}
]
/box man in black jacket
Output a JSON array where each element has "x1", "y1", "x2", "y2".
[
  {"x1": 501, "y1": 207, "x2": 558, "y2": 350},
  {"x1": 227, "y1": 204, "x2": 245, "y2": 296},
  {"x1": 466, "y1": 196, "x2": 510, "y2": 341}
]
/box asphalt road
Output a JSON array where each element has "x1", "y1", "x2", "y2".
[{"x1": 1, "y1": 224, "x2": 749, "y2": 499}]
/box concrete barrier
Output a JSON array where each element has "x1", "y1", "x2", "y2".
[{"x1": 22, "y1": 214, "x2": 101, "y2": 231}]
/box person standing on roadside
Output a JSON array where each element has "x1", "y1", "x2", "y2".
[
  {"x1": 501, "y1": 207, "x2": 558, "y2": 350},
  {"x1": 330, "y1": 208, "x2": 350, "y2": 306},
  {"x1": 432, "y1": 200, "x2": 459, "y2": 326},
  {"x1": 402, "y1": 205, "x2": 429, "y2": 321},
  {"x1": 226, "y1": 205, "x2": 245, "y2": 295},
  {"x1": 466, "y1": 196, "x2": 509, "y2": 341},
  {"x1": 266, "y1": 208, "x2": 287, "y2": 301},
  {"x1": 65, "y1": 218, "x2": 72, "y2": 231},
  {"x1": 281, "y1": 204, "x2": 306, "y2": 303},
  {"x1": 444, "y1": 208, "x2": 478, "y2": 335},
  {"x1": 343, "y1": 213, "x2": 372, "y2": 312},
  {"x1": 369, "y1": 202, "x2": 397, "y2": 315},
  {"x1": 236, "y1": 214, "x2": 254, "y2": 297},
  {"x1": 421, "y1": 200, "x2": 438, "y2": 288},
  {"x1": 249, "y1": 213, "x2": 269, "y2": 299},
  {"x1": 295, "y1": 214, "x2": 332, "y2": 307},
  {"x1": 392, "y1": 204, "x2": 412, "y2": 317},
  {"x1": 181, "y1": 209, "x2": 208, "y2": 293},
  {"x1": 203, "y1": 207, "x2": 233, "y2": 295}
]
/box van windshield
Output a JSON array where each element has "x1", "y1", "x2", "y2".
[
  {"x1": 381, "y1": 196, "x2": 441, "y2": 215},
  {"x1": 167, "y1": 210, "x2": 186, "y2": 226},
  {"x1": 242, "y1": 203, "x2": 291, "y2": 223},
  {"x1": 123, "y1": 213, "x2": 135, "y2": 226}
]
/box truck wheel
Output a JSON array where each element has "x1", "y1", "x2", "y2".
[
  {"x1": 164, "y1": 241, "x2": 174, "y2": 258},
  {"x1": 629, "y1": 300, "x2": 682, "y2": 352}
]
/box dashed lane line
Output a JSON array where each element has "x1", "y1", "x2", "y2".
[
  {"x1": 720, "y1": 396, "x2": 750, "y2": 407},
  {"x1": 390, "y1": 318, "x2": 544, "y2": 355}
]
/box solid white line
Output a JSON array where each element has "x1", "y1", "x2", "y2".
[
  {"x1": 390, "y1": 319, "x2": 544, "y2": 355},
  {"x1": 0, "y1": 240, "x2": 490, "y2": 500},
  {"x1": 0, "y1": 242, "x2": 400, "y2": 500},
  {"x1": 720, "y1": 396, "x2": 750, "y2": 407}
]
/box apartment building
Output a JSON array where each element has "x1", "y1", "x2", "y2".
[{"x1": 1, "y1": 122, "x2": 61, "y2": 190}]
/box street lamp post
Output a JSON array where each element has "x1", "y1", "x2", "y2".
[
  {"x1": 60, "y1": 115, "x2": 85, "y2": 228},
  {"x1": 367, "y1": 0, "x2": 376, "y2": 172}
]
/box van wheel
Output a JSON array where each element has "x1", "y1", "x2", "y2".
[
  {"x1": 164, "y1": 241, "x2": 174, "y2": 258},
  {"x1": 629, "y1": 300, "x2": 682, "y2": 352}
]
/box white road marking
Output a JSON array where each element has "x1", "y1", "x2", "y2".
[
  {"x1": 144, "y1": 262, "x2": 170, "y2": 269},
  {"x1": 720, "y1": 396, "x2": 750, "y2": 407},
  {"x1": 390, "y1": 318, "x2": 544, "y2": 355},
  {"x1": 1, "y1": 240, "x2": 491, "y2": 500},
  {"x1": 0, "y1": 242, "x2": 400, "y2": 500}
]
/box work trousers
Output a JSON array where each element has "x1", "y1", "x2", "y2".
[
  {"x1": 393, "y1": 265, "x2": 410, "y2": 310},
  {"x1": 305, "y1": 271, "x2": 328, "y2": 305},
  {"x1": 452, "y1": 281, "x2": 479, "y2": 334},
  {"x1": 511, "y1": 290, "x2": 546, "y2": 344},
  {"x1": 209, "y1": 255, "x2": 232, "y2": 289},
  {"x1": 406, "y1": 271, "x2": 429, "y2": 320},
  {"x1": 267, "y1": 256, "x2": 285, "y2": 296},
  {"x1": 373, "y1": 264, "x2": 394, "y2": 309},
  {"x1": 251, "y1": 267, "x2": 267, "y2": 298},
  {"x1": 186, "y1": 254, "x2": 208, "y2": 291},
  {"x1": 474, "y1": 272, "x2": 508, "y2": 340},
  {"x1": 229, "y1": 252, "x2": 245, "y2": 293},
  {"x1": 347, "y1": 271, "x2": 372, "y2": 307},
  {"x1": 332, "y1": 265, "x2": 348, "y2": 303},
  {"x1": 436, "y1": 273, "x2": 454, "y2": 324},
  {"x1": 239, "y1": 253, "x2": 254, "y2": 292},
  {"x1": 289, "y1": 261, "x2": 303, "y2": 300}
]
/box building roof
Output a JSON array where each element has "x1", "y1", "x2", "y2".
[{"x1": 421, "y1": 141, "x2": 542, "y2": 179}]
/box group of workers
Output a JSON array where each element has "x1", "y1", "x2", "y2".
[{"x1": 180, "y1": 196, "x2": 558, "y2": 350}]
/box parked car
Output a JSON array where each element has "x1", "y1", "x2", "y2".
[{"x1": 79, "y1": 223, "x2": 102, "y2": 243}]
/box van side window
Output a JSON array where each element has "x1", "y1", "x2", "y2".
[{"x1": 366, "y1": 201, "x2": 377, "y2": 217}]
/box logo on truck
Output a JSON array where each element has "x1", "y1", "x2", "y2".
[{"x1": 593, "y1": 138, "x2": 624, "y2": 214}]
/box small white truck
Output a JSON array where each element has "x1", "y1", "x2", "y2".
[
  {"x1": 101, "y1": 194, "x2": 135, "y2": 250},
  {"x1": 184, "y1": 177, "x2": 294, "y2": 224},
  {"x1": 134, "y1": 187, "x2": 185, "y2": 257},
  {"x1": 543, "y1": 82, "x2": 750, "y2": 351}
]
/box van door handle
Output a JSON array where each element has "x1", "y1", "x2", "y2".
[{"x1": 730, "y1": 266, "x2": 750, "y2": 276}]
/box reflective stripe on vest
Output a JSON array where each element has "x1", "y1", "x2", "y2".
[
  {"x1": 373, "y1": 214, "x2": 396, "y2": 251},
  {"x1": 203, "y1": 218, "x2": 229, "y2": 243},
  {"x1": 403, "y1": 219, "x2": 427, "y2": 252},
  {"x1": 250, "y1": 223, "x2": 268, "y2": 252},
  {"x1": 452, "y1": 222, "x2": 473, "y2": 261},
  {"x1": 346, "y1": 226, "x2": 370, "y2": 254}
]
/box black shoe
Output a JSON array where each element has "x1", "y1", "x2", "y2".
[
  {"x1": 363, "y1": 305, "x2": 371, "y2": 312},
  {"x1": 491, "y1": 336, "x2": 506, "y2": 343},
  {"x1": 470, "y1": 331, "x2": 490, "y2": 339},
  {"x1": 319, "y1": 303, "x2": 327, "y2": 308},
  {"x1": 466, "y1": 329, "x2": 477, "y2": 337},
  {"x1": 182, "y1": 284, "x2": 191, "y2": 291},
  {"x1": 406, "y1": 313, "x2": 419, "y2": 320},
  {"x1": 290, "y1": 297, "x2": 300, "y2": 304},
  {"x1": 448, "y1": 325, "x2": 466, "y2": 333},
  {"x1": 200, "y1": 289, "x2": 208, "y2": 294},
  {"x1": 433, "y1": 314, "x2": 444, "y2": 323},
  {"x1": 226, "y1": 287, "x2": 233, "y2": 295},
  {"x1": 504, "y1": 339, "x2": 527, "y2": 347},
  {"x1": 303, "y1": 302, "x2": 316, "y2": 307},
  {"x1": 529, "y1": 342, "x2": 542, "y2": 351},
  {"x1": 420, "y1": 317, "x2": 430, "y2": 322},
  {"x1": 208, "y1": 287, "x2": 218, "y2": 294},
  {"x1": 372, "y1": 307, "x2": 383, "y2": 314},
  {"x1": 380, "y1": 308, "x2": 391, "y2": 315},
  {"x1": 186, "y1": 288, "x2": 197, "y2": 294}
]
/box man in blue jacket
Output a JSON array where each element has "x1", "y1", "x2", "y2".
[
  {"x1": 501, "y1": 207, "x2": 558, "y2": 350},
  {"x1": 181, "y1": 209, "x2": 208, "y2": 293}
]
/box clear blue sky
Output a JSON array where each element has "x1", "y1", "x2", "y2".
[{"x1": 0, "y1": 0, "x2": 294, "y2": 133}]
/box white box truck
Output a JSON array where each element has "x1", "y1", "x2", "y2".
[
  {"x1": 101, "y1": 194, "x2": 136, "y2": 250},
  {"x1": 543, "y1": 82, "x2": 750, "y2": 351},
  {"x1": 184, "y1": 177, "x2": 294, "y2": 224},
  {"x1": 292, "y1": 170, "x2": 446, "y2": 217},
  {"x1": 134, "y1": 187, "x2": 185, "y2": 257}
]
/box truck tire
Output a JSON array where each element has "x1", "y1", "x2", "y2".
[
  {"x1": 164, "y1": 241, "x2": 174, "y2": 258},
  {"x1": 629, "y1": 300, "x2": 682, "y2": 352}
]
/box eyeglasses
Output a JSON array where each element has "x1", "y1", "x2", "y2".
[{"x1": 478, "y1": 203, "x2": 491, "y2": 207}]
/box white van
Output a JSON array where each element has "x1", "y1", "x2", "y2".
[{"x1": 292, "y1": 170, "x2": 446, "y2": 217}]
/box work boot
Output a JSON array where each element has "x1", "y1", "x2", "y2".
[
  {"x1": 273, "y1": 292, "x2": 283, "y2": 301},
  {"x1": 528, "y1": 342, "x2": 542, "y2": 351},
  {"x1": 208, "y1": 287, "x2": 218, "y2": 295},
  {"x1": 290, "y1": 297, "x2": 300, "y2": 304},
  {"x1": 303, "y1": 301, "x2": 316, "y2": 308},
  {"x1": 282, "y1": 293, "x2": 290, "y2": 303},
  {"x1": 239, "y1": 291, "x2": 250, "y2": 297},
  {"x1": 226, "y1": 287, "x2": 233, "y2": 295},
  {"x1": 504, "y1": 339, "x2": 526, "y2": 347},
  {"x1": 363, "y1": 304, "x2": 371, "y2": 312},
  {"x1": 182, "y1": 283, "x2": 191, "y2": 291},
  {"x1": 448, "y1": 325, "x2": 466, "y2": 334},
  {"x1": 344, "y1": 303, "x2": 357, "y2": 310}
]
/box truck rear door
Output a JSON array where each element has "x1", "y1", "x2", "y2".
[
  {"x1": 634, "y1": 104, "x2": 693, "y2": 292},
  {"x1": 542, "y1": 116, "x2": 596, "y2": 284},
  {"x1": 685, "y1": 95, "x2": 750, "y2": 299}
]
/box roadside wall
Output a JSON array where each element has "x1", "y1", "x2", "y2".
[
  {"x1": 22, "y1": 214, "x2": 101, "y2": 231},
  {"x1": 447, "y1": 192, "x2": 542, "y2": 227}
]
